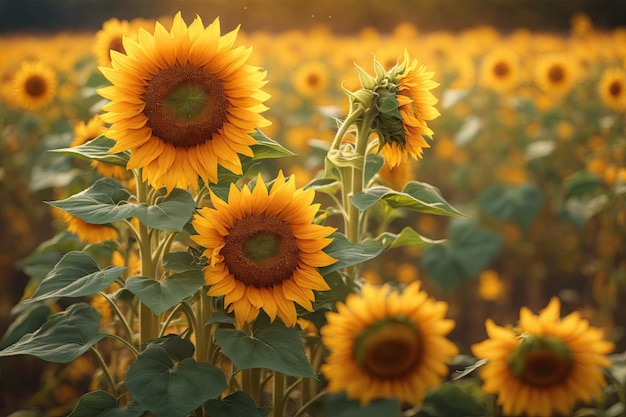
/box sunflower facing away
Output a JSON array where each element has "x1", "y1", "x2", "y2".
[
  {"x1": 98, "y1": 12, "x2": 271, "y2": 192},
  {"x1": 11, "y1": 60, "x2": 57, "y2": 111},
  {"x1": 377, "y1": 50, "x2": 441, "y2": 168},
  {"x1": 320, "y1": 282, "x2": 458, "y2": 406},
  {"x1": 598, "y1": 67, "x2": 626, "y2": 112},
  {"x1": 471, "y1": 297, "x2": 614, "y2": 417},
  {"x1": 191, "y1": 171, "x2": 337, "y2": 327}
]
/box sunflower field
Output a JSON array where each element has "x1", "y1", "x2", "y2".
[{"x1": 0, "y1": 4, "x2": 625, "y2": 417}]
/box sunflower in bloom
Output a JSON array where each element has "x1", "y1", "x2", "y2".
[
  {"x1": 52, "y1": 207, "x2": 119, "y2": 244},
  {"x1": 11, "y1": 60, "x2": 57, "y2": 111},
  {"x1": 190, "y1": 171, "x2": 337, "y2": 327},
  {"x1": 598, "y1": 67, "x2": 626, "y2": 112},
  {"x1": 479, "y1": 47, "x2": 521, "y2": 94},
  {"x1": 534, "y1": 53, "x2": 578, "y2": 98},
  {"x1": 376, "y1": 50, "x2": 441, "y2": 168},
  {"x1": 98, "y1": 12, "x2": 271, "y2": 193},
  {"x1": 291, "y1": 60, "x2": 330, "y2": 98},
  {"x1": 320, "y1": 282, "x2": 458, "y2": 406},
  {"x1": 472, "y1": 297, "x2": 614, "y2": 417},
  {"x1": 94, "y1": 18, "x2": 132, "y2": 68}
]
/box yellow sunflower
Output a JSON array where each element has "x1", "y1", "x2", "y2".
[
  {"x1": 377, "y1": 50, "x2": 441, "y2": 168},
  {"x1": 320, "y1": 282, "x2": 458, "y2": 406},
  {"x1": 479, "y1": 47, "x2": 521, "y2": 93},
  {"x1": 472, "y1": 297, "x2": 614, "y2": 417},
  {"x1": 94, "y1": 18, "x2": 131, "y2": 68},
  {"x1": 598, "y1": 67, "x2": 626, "y2": 112},
  {"x1": 534, "y1": 53, "x2": 578, "y2": 98},
  {"x1": 190, "y1": 171, "x2": 337, "y2": 327},
  {"x1": 52, "y1": 207, "x2": 119, "y2": 244},
  {"x1": 291, "y1": 60, "x2": 330, "y2": 98},
  {"x1": 70, "y1": 115, "x2": 129, "y2": 180},
  {"x1": 98, "y1": 12, "x2": 271, "y2": 193},
  {"x1": 11, "y1": 60, "x2": 57, "y2": 111}
]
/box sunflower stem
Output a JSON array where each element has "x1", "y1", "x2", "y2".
[
  {"x1": 273, "y1": 371, "x2": 286, "y2": 417},
  {"x1": 330, "y1": 105, "x2": 364, "y2": 151},
  {"x1": 196, "y1": 289, "x2": 213, "y2": 363},
  {"x1": 89, "y1": 346, "x2": 118, "y2": 397}
]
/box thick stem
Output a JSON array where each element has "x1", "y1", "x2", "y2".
[
  {"x1": 196, "y1": 290, "x2": 214, "y2": 363},
  {"x1": 273, "y1": 371, "x2": 286, "y2": 417}
]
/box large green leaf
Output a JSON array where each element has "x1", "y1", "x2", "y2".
[
  {"x1": 421, "y1": 383, "x2": 486, "y2": 417},
  {"x1": 162, "y1": 251, "x2": 202, "y2": 273},
  {"x1": 51, "y1": 135, "x2": 129, "y2": 167},
  {"x1": 68, "y1": 391, "x2": 145, "y2": 417},
  {"x1": 363, "y1": 226, "x2": 444, "y2": 250},
  {"x1": 125, "y1": 343, "x2": 227, "y2": 417},
  {"x1": 0, "y1": 305, "x2": 51, "y2": 350},
  {"x1": 420, "y1": 218, "x2": 502, "y2": 292},
  {"x1": 0, "y1": 303, "x2": 106, "y2": 363},
  {"x1": 324, "y1": 392, "x2": 400, "y2": 417},
  {"x1": 249, "y1": 129, "x2": 296, "y2": 159},
  {"x1": 203, "y1": 391, "x2": 269, "y2": 417},
  {"x1": 48, "y1": 178, "x2": 196, "y2": 232},
  {"x1": 478, "y1": 183, "x2": 544, "y2": 231},
  {"x1": 319, "y1": 232, "x2": 384, "y2": 275},
  {"x1": 351, "y1": 182, "x2": 465, "y2": 217},
  {"x1": 563, "y1": 170, "x2": 601, "y2": 198},
  {"x1": 24, "y1": 251, "x2": 125, "y2": 304},
  {"x1": 125, "y1": 271, "x2": 204, "y2": 315},
  {"x1": 214, "y1": 315, "x2": 316, "y2": 378}
]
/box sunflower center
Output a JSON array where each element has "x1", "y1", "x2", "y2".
[
  {"x1": 25, "y1": 75, "x2": 47, "y2": 97},
  {"x1": 221, "y1": 215, "x2": 299, "y2": 288},
  {"x1": 493, "y1": 61, "x2": 510, "y2": 78},
  {"x1": 548, "y1": 65, "x2": 565, "y2": 83},
  {"x1": 109, "y1": 37, "x2": 125, "y2": 54},
  {"x1": 609, "y1": 80, "x2": 623, "y2": 97},
  {"x1": 355, "y1": 318, "x2": 422, "y2": 379},
  {"x1": 307, "y1": 73, "x2": 320, "y2": 87},
  {"x1": 143, "y1": 64, "x2": 228, "y2": 148},
  {"x1": 508, "y1": 335, "x2": 573, "y2": 387}
]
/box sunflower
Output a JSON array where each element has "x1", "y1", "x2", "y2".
[
  {"x1": 70, "y1": 115, "x2": 129, "y2": 180},
  {"x1": 479, "y1": 47, "x2": 521, "y2": 93},
  {"x1": 471, "y1": 297, "x2": 614, "y2": 417},
  {"x1": 98, "y1": 12, "x2": 271, "y2": 193},
  {"x1": 534, "y1": 53, "x2": 578, "y2": 98},
  {"x1": 190, "y1": 171, "x2": 337, "y2": 327},
  {"x1": 94, "y1": 18, "x2": 132, "y2": 68},
  {"x1": 52, "y1": 207, "x2": 119, "y2": 244},
  {"x1": 11, "y1": 60, "x2": 57, "y2": 111},
  {"x1": 598, "y1": 67, "x2": 626, "y2": 112},
  {"x1": 291, "y1": 60, "x2": 330, "y2": 98},
  {"x1": 320, "y1": 282, "x2": 458, "y2": 406},
  {"x1": 376, "y1": 50, "x2": 441, "y2": 168}
]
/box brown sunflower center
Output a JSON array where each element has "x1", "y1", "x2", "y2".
[
  {"x1": 355, "y1": 318, "x2": 422, "y2": 379},
  {"x1": 143, "y1": 64, "x2": 228, "y2": 148},
  {"x1": 548, "y1": 65, "x2": 565, "y2": 83},
  {"x1": 25, "y1": 75, "x2": 47, "y2": 97},
  {"x1": 609, "y1": 80, "x2": 623, "y2": 97},
  {"x1": 109, "y1": 36, "x2": 125, "y2": 55},
  {"x1": 221, "y1": 215, "x2": 299, "y2": 288},
  {"x1": 508, "y1": 335, "x2": 573, "y2": 387},
  {"x1": 306, "y1": 73, "x2": 320, "y2": 87},
  {"x1": 493, "y1": 61, "x2": 511, "y2": 78}
]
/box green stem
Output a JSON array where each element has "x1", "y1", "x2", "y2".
[
  {"x1": 98, "y1": 291, "x2": 134, "y2": 346},
  {"x1": 273, "y1": 371, "x2": 286, "y2": 417},
  {"x1": 196, "y1": 290, "x2": 214, "y2": 363},
  {"x1": 330, "y1": 105, "x2": 364, "y2": 151},
  {"x1": 293, "y1": 390, "x2": 327, "y2": 417},
  {"x1": 90, "y1": 346, "x2": 118, "y2": 396},
  {"x1": 106, "y1": 333, "x2": 139, "y2": 357}
]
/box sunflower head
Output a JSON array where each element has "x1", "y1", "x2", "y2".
[
  {"x1": 599, "y1": 67, "x2": 626, "y2": 112},
  {"x1": 321, "y1": 282, "x2": 458, "y2": 406},
  {"x1": 11, "y1": 60, "x2": 57, "y2": 111},
  {"x1": 191, "y1": 171, "x2": 336, "y2": 327},
  {"x1": 98, "y1": 12, "x2": 271, "y2": 193}
]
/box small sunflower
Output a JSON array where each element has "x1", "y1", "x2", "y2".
[
  {"x1": 534, "y1": 54, "x2": 578, "y2": 97},
  {"x1": 598, "y1": 67, "x2": 626, "y2": 112},
  {"x1": 190, "y1": 171, "x2": 337, "y2": 327},
  {"x1": 94, "y1": 18, "x2": 131, "y2": 68},
  {"x1": 11, "y1": 60, "x2": 57, "y2": 111},
  {"x1": 53, "y1": 207, "x2": 119, "y2": 244},
  {"x1": 291, "y1": 60, "x2": 330, "y2": 98},
  {"x1": 98, "y1": 12, "x2": 271, "y2": 193},
  {"x1": 472, "y1": 297, "x2": 614, "y2": 417},
  {"x1": 479, "y1": 47, "x2": 521, "y2": 93},
  {"x1": 376, "y1": 50, "x2": 441, "y2": 168},
  {"x1": 320, "y1": 282, "x2": 458, "y2": 406},
  {"x1": 70, "y1": 115, "x2": 129, "y2": 180}
]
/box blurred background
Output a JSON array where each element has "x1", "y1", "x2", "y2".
[{"x1": 1, "y1": 0, "x2": 625, "y2": 415}]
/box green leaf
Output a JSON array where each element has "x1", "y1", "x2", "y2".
[
  {"x1": 206, "y1": 311, "x2": 236, "y2": 326},
  {"x1": 126, "y1": 271, "x2": 204, "y2": 315},
  {"x1": 0, "y1": 303, "x2": 106, "y2": 363},
  {"x1": 452, "y1": 358, "x2": 489, "y2": 380},
  {"x1": 68, "y1": 391, "x2": 146, "y2": 417},
  {"x1": 363, "y1": 226, "x2": 444, "y2": 250},
  {"x1": 318, "y1": 233, "x2": 384, "y2": 275},
  {"x1": 24, "y1": 251, "x2": 126, "y2": 304},
  {"x1": 478, "y1": 183, "x2": 544, "y2": 231},
  {"x1": 364, "y1": 153, "x2": 384, "y2": 185},
  {"x1": 48, "y1": 178, "x2": 196, "y2": 232},
  {"x1": 125, "y1": 343, "x2": 227, "y2": 417},
  {"x1": 162, "y1": 251, "x2": 202, "y2": 273},
  {"x1": 204, "y1": 391, "x2": 268, "y2": 417},
  {"x1": 214, "y1": 316, "x2": 316, "y2": 378},
  {"x1": 351, "y1": 182, "x2": 464, "y2": 217},
  {"x1": 564, "y1": 170, "x2": 601, "y2": 198},
  {"x1": 420, "y1": 218, "x2": 502, "y2": 292},
  {"x1": 51, "y1": 135, "x2": 128, "y2": 167},
  {"x1": 421, "y1": 383, "x2": 486, "y2": 417},
  {"x1": 149, "y1": 334, "x2": 195, "y2": 362},
  {"x1": 250, "y1": 129, "x2": 296, "y2": 159},
  {"x1": 324, "y1": 392, "x2": 400, "y2": 417},
  {"x1": 0, "y1": 305, "x2": 51, "y2": 350},
  {"x1": 560, "y1": 194, "x2": 609, "y2": 230}
]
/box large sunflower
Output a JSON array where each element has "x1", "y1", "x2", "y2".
[
  {"x1": 190, "y1": 171, "x2": 337, "y2": 327},
  {"x1": 377, "y1": 51, "x2": 441, "y2": 168},
  {"x1": 471, "y1": 297, "x2": 614, "y2": 417},
  {"x1": 598, "y1": 67, "x2": 626, "y2": 112},
  {"x1": 320, "y1": 282, "x2": 458, "y2": 406},
  {"x1": 98, "y1": 12, "x2": 271, "y2": 193},
  {"x1": 11, "y1": 60, "x2": 57, "y2": 111}
]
